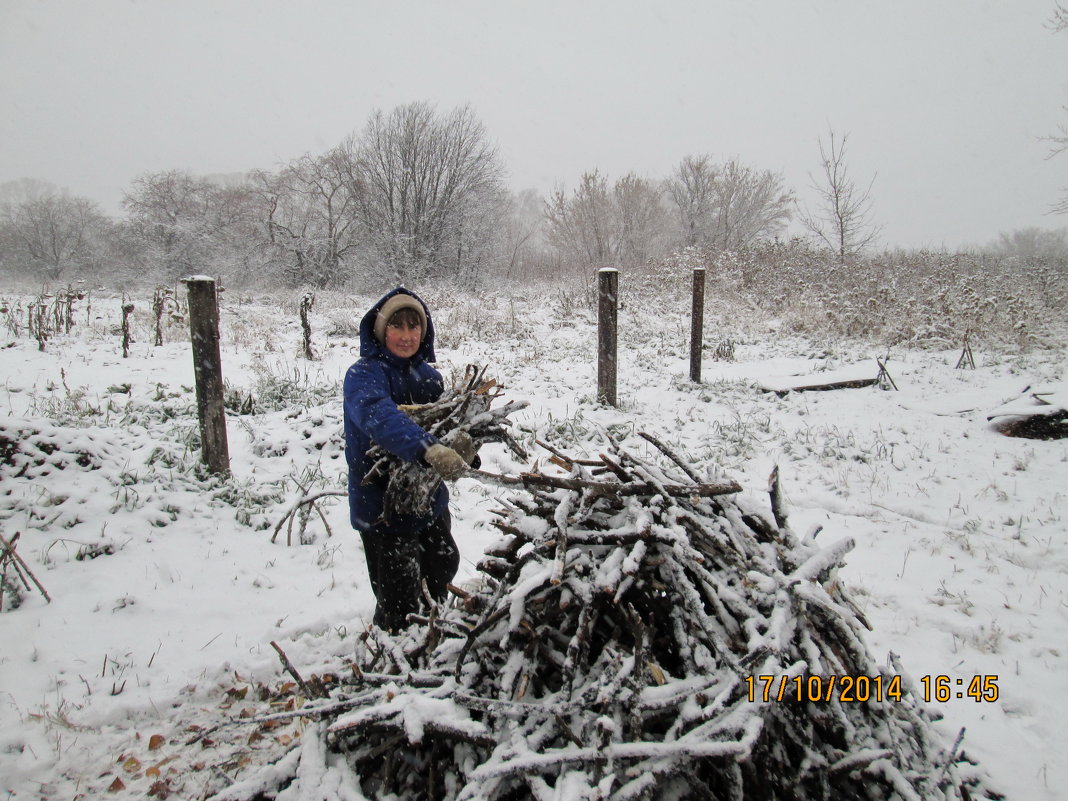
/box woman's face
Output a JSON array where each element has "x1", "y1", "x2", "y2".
[{"x1": 384, "y1": 318, "x2": 422, "y2": 358}]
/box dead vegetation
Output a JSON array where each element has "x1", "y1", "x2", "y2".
[{"x1": 207, "y1": 432, "x2": 1001, "y2": 801}]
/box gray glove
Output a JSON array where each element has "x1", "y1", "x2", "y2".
[
  {"x1": 444, "y1": 430, "x2": 477, "y2": 465},
  {"x1": 425, "y1": 443, "x2": 468, "y2": 480}
]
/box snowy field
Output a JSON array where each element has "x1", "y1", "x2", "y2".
[{"x1": 0, "y1": 285, "x2": 1065, "y2": 799}]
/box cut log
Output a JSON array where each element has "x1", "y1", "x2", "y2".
[{"x1": 757, "y1": 360, "x2": 882, "y2": 395}]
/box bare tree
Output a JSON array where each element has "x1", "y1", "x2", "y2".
[
  {"x1": 614, "y1": 173, "x2": 669, "y2": 265},
  {"x1": 799, "y1": 129, "x2": 881, "y2": 262},
  {"x1": 352, "y1": 101, "x2": 506, "y2": 283},
  {"x1": 1048, "y1": 3, "x2": 1068, "y2": 213},
  {"x1": 544, "y1": 170, "x2": 618, "y2": 267},
  {"x1": 206, "y1": 180, "x2": 263, "y2": 282},
  {"x1": 666, "y1": 155, "x2": 718, "y2": 248},
  {"x1": 666, "y1": 156, "x2": 793, "y2": 251},
  {"x1": 500, "y1": 188, "x2": 550, "y2": 279},
  {"x1": 1050, "y1": 2, "x2": 1068, "y2": 31},
  {"x1": 546, "y1": 170, "x2": 623, "y2": 268},
  {"x1": 707, "y1": 160, "x2": 794, "y2": 250},
  {"x1": 123, "y1": 170, "x2": 263, "y2": 283},
  {"x1": 254, "y1": 147, "x2": 361, "y2": 288},
  {"x1": 122, "y1": 170, "x2": 218, "y2": 278},
  {"x1": 545, "y1": 171, "x2": 676, "y2": 268},
  {"x1": 0, "y1": 187, "x2": 108, "y2": 281},
  {"x1": 993, "y1": 226, "x2": 1068, "y2": 262}
]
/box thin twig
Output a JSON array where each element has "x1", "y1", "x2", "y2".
[
  {"x1": 0, "y1": 532, "x2": 51, "y2": 603},
  {"x1": 270, "y1": 640, "x2": 323, "y2": 699},
  {"x1": 270, "y1": 490, "x2": 345, "y2": 544}
]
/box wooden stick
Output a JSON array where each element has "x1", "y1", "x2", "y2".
[
  {"x1": 768, "y1": 465, "x2": 788, "y2": 530},
  {"x1": 535, "y1": 439, "x2": 603, "y2": 467},
  {"x1": 270, "y1": 490, "x2": 345, "y2": 544},
  {"x1": 638, "y1": 432, "x2": 704, "y2": 485},
  {"x1": 270, "y1": 640, "x2": 322, "y2": 699},
  {"x1": 0, "y1": 532, "x2": 51, "y2": 603},
  {"x1": 876, "y1": 358, "x2": 900, "y2": 390},
  {"x1": 468, "y1": 469, "x2": 741, "y2": 499}
]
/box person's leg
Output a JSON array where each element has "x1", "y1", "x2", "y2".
[
  {"x1": 373, "y1": 523, "x2": 422, "y2": 631},
  {"x1": 419, "y1": 510, "x2": 459, "y2": 603},
  {"x1": 355, "y1": 528, "x2": 381, "y2": 601}
]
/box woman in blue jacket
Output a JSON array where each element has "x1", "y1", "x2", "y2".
[{"x1": 343, "y1": 288, "x2": 469, "y2": 631}]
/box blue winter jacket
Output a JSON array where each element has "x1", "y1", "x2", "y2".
[{"x1": 344, "y1": 288, "x2": 448, "y2": 531}]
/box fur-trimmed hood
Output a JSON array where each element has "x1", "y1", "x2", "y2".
[{"x1": 358, "y1": 287, "x2": 436, "y2": 363}]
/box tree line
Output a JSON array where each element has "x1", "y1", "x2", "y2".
[{"x1": 0, "y1": 101, "x2": 1064, "y2": 290}]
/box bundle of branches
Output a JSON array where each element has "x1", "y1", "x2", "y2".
[
  {"x1": 215, "y1": 434, "x2": 1000, "y2": 801},
  {"x1": 270, "y1": 366, "x2": 528, "y2": 545},
  {"x1": 364, "y1": 364, "x2": 529, "y2": 521}
]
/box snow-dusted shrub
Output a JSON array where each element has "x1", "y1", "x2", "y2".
[
  {"x1": 432, "y1": 292, "x2": 537, "y2": 350},
  {"x1": 242, "y1": 357, "x2": 339, "y2": 414},
  {"x1": 658, "y1": 240, "x2": 1068, "y2": 348}
]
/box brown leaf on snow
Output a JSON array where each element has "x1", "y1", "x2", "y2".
[
  {"x1": 147, "y1": 754, "x2": 179, "y2": 778},
  {"x1": 148, "y1": 733, "x2": 166, "y2": 750},
  {"x1": 268, "y1": 697, "x2": 296, "y2": 712},
  {"x1": 121, "y1": 756, "x2": 142, "y2": 773},
  {"x1": 107, "y1": 777, "x2": 125, "y2": 792},
  {"x1": 147, "y1": 779, "x2": 171, "y2": 799}
]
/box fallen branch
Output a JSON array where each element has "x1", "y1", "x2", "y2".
[
  {"x1": 0, "y1": 531, "x2": 51, "y2": 605},
  {"x1": 468, "y1": 468, "x2": 742, "y2": 498},
  {"x1": 270, "y1": 640, "x2": 325, "y2": 700},
  {"x1": 270, "y1": 490, "x2": 346, "y2": 545}
]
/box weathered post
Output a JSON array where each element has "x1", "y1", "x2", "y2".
[
  {"x1": 300, "y1": 292, "x2": 315, "y2": 360},
  {"x1": 689, "y1": 267, "x2": 706, "y2": 383},
  {"x1": 183, "y1": 277, "x2": 230, "y2": 475},
  {"x1": 597, "y1": 268, "x2": 618, "y2": 407}
]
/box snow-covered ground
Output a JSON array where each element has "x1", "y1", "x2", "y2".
[{"x1": 0, "y1": 286, "x2": 1065, "y2": 799}]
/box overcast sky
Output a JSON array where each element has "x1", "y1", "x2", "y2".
[{"x1": 2, "y1": 0, "x2": 1066, "y2": 249}]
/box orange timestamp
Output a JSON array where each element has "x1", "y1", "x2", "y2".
[
  {"x1": 745, "y1": 673, "x2": 904, "y2": 703},
  {"x1": 919, "y1": 674, "x2": 999, "y2": 703},
  {"x1": 744, "y1": 673, "x2": 1000, "y2": 704}
]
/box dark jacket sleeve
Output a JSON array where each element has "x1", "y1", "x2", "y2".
[{"x1": 344, "y1": 360, "x2": 436, "y2": 462}]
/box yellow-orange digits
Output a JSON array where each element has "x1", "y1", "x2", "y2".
[
  {"x1": 919, "y1": 674, "x2": 999, "y2": 703},
  {"x1": 744, "y1": 674, "x2": 904, "y2": 703}
]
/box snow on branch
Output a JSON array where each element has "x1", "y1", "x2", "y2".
[{"x1": 215, "y1": 429, "x2": 1002, "y2": 801}]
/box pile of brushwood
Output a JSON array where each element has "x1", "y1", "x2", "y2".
[{"x1": 216, "y1": 416, "x2": 1002, "y2": 799}]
